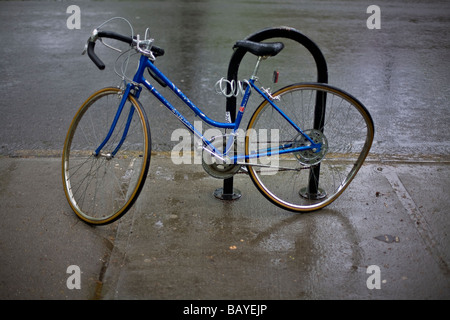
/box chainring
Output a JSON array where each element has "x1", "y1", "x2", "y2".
[{"x1": 202, "y1": 136, "x2": 241, "y2": 179}]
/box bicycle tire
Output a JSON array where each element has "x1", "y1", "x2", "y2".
[
  {"x1": 245, "y1": 83, "x2": 374, "y2": 212},
  {"x1": 62, "y1": 87, "x2": 151, "y2": 225}
]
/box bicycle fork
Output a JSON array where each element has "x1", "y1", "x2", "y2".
[{"x1": 93, "y1": 83, "x2": 142, "y2": 159}]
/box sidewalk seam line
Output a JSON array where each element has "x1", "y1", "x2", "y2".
[{"x1": 383, "y1": 169, "x2": 449, "y2": 275}]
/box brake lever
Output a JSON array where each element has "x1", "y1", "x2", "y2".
[{"x1": 82, "y1": 29, "x2": 99, "y2": 55}]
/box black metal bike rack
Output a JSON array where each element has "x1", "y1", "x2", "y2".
[{"x1": 214, "y1": 26, "x2": 328, "y2": 201}]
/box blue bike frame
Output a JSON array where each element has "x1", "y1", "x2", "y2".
[{"x1": 95, "y1": 54, "x2": 321, "y2": 163}]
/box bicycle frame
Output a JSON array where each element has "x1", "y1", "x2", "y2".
[{"x1": 95, "y1": 54, "x2": 322, "y2": 163}]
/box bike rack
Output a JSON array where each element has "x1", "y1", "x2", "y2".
[{"x1": 214, "y1": 26, "x2": 328, "y2": 201}]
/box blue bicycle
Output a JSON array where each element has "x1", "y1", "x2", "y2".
[{"x1": 62, "y1": 20, "x2": 374, "y2": 225}]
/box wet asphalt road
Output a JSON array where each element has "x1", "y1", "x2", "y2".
[
  {"x1": 0, "y1": 0, "x2": 449, "y2": 300},
  {"x1": 1, "y1": 0, "x2": 449, "y2": 157}
]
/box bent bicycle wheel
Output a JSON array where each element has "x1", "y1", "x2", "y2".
[
  {"x1": 245, "y1": 83, "x2": 374, "y2": 212},
  {"x1": 62, "y1": 87, "x2": 151, "y2": 225}
]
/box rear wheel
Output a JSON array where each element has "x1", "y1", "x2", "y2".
[
  {"x1": 62, "y1": 87, "x2": 151, "y2": 225},
  {"x1": 245, "y1": 83, "x2": 374, "y2": 212}
]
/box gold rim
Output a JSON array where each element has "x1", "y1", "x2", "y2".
[
  {"x1": 245, "y1": 83, "x2": 374, "y2": 212},
  {"x1": 62, "y1": 87, "x2": 150, "y2": 225}
]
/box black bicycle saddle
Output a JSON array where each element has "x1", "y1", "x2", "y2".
[{"x1": 233, "y1": 40, "x2": 284, "y2": 57}]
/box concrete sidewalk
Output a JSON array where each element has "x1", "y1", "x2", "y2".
[{"x1": 0, "y1": 154, "x2": 449, "y2": 299}]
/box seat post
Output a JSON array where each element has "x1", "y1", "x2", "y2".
[{"x1": 251, "y1": 56, "x2": 264, "y2": 80}]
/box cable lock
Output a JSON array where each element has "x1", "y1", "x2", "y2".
[{"x1": 214, "y1": 78, "x2": 250, "y2": 98}]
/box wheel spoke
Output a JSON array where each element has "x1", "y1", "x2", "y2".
[
  {"x1": 245, "y1": 83, "x2": 374, "y2": 211},
  {"x1": 62, "y1": 88, "x2": 151, "y2": 225}
]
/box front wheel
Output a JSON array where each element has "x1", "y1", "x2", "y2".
[
  {"x1": 62, "y1": 87, "x2": 151, "y2": 225},
  {"x1": 245, "y1": 83, "x2": 374, "y2": 212}
]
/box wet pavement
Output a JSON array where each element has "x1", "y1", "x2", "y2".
[
  {"x1": 1, "y1": 155, "x2": 449, "y2": 299},
  {"x1": 101, "y1": 155, "x2": 450, "y2": 299},
  {"x1": 0, "y1": 0, "x2": 449, "y2": 300}
]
